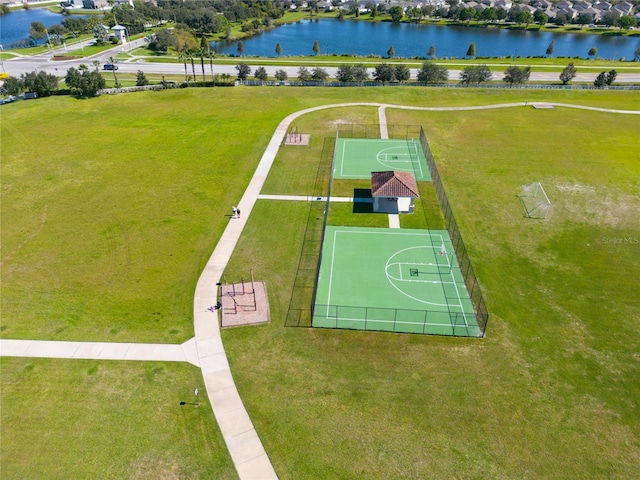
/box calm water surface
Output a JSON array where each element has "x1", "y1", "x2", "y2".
[
  {"x1": 213, "y1": 18, "x2": 639, "y2": 60},
  {"x1": 3, "y1": 10, "x2": 638, "y2": 59},
  {"x1": 0, "y1": 9, "x2": 75, "y2": 47}
]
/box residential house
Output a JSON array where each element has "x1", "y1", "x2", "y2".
[
  {"x1": 555, "y1": 1, "x2": 578, "y2": 19},
  {"x1": 82, "y1": 0, "x2": 109, "y2": 9},
  {"x1": 494, "y1": 0, "x2": 512, "y2": 11},
  {"x1": 573, "y1": 0, "x2": 592, "y2": 12},
  {"x1": 612, "y1": 1, "x2": 633, "y2": 16},
  {"x1": 531, "y1": 0, "x2": 553, "y2": 10},
  {"x1": 113, "y1": 0, "x2": 134, "y2": 7},
  {"x1": 592, "y1": 1, "x2": 612, "y2": 15}
]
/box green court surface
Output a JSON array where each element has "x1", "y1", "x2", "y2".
[
  {"x1": 313, "y1": 226, "x2": 480, "y2": 337},
  {"x1": 333, "y1": 139, "x2": 431, "y2": 181}
]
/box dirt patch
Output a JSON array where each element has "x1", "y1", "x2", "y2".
[
  {"x1": 555, "y1": 182, "x2": 596, "y2": 194},
  {"x1": 220, "y1": 280, "x2": 270, "y2": 328},
  {"x1": 283, "y1": 133, "x2": 310, "y2": 146},
  {"x1": 330, "y1": 118, "x2": 362, "y2": 127},
  {"x1": 131, "y1": 457, "x2": 184, "y2": 480},
  {"x1": 553, "y1": 183, "x2": 639, "y2": 228}
]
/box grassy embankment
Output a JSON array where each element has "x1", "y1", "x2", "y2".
[{"x1": 1, "y1": 87, "x2": 639, "y2": 479}]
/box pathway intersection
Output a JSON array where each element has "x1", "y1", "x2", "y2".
[{"x1": 2, "y1": 101, "x2": 638, "y2": 479}]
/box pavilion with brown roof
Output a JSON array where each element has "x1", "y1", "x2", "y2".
[{"x1": 371, "y1": 170, "x2": 419, "y2": 214}]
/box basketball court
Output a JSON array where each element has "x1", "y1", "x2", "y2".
[
  {"x1": 333, "y1": 138, "x2": 431, "y2": 180},
  {"x1": 313, "y1": 226, "x2": 481, "y2": 337}
]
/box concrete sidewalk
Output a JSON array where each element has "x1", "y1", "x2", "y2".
[
  {"x1": 0, "y1": 338, "x2": 200, "y2": 366},
  {"x1": 379, "y1": 105, "x2": 389, "y2": 139},
  {"x1": 257, "y1": 194, "x2": 372, "y2": 203}
]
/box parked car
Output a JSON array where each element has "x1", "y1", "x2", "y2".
[{"x1": 103, "y1": 64, "x2": 118, "y2": 71}]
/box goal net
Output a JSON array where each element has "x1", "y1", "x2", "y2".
[{"x1": 517, "y1": 182, "x2": 551, "y2": 219}]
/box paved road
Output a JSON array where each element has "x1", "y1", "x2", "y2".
[{"x1": 3, "y1": 40, "x2": 640, "y2": 83}]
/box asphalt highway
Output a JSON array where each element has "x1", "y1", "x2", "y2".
[{"x1": 3, "y1": 38, "x2": 640, "y2": 84}]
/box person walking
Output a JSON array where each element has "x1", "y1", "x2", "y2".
[{"x1": 232, "y1": 206, "x2": 237, "y2": 218}]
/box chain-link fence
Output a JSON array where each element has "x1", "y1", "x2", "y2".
[{"x1": 419, "y1": 128, "x2": 489, "y2": 336}]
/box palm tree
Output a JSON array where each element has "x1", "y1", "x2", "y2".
[
  {"x1": 107, "y1": 56, "x2": 119, "y2": 87},
  {"x1": 197, "y1": 48, "x2": 206, "y2": 81},
  {"x1": 92, "y1": 60, "x2": 100, "y2": 72},
  {"x1": 205, "y1": 51, "x2": 216, "y2": 83},
  {"x1": 178, "y1": 51, "x2": 189, "y2": 83},
  {"x1": 187, "y1": 49, "x2": 197, "y2": 82}
]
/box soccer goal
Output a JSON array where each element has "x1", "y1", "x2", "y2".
[{"x1": 517, "y1": 182, "x2": 551, "y2": 219}]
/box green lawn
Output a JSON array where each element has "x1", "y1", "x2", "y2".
[
  {"x1": 223, "y1": 92, "x2": 640, "y2": 478},
  {"x1": 2, "y1": 87, "x2": 639, "y2": 478},
  {"x1": 1, "y1": 358, "x2": 237, "y2": 479},
  {"x1": 1, "y1": 88, "x2": 294, "y2": 343}
]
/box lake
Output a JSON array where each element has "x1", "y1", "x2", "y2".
[
  {"x1": 213, "y1": 18, "x2": 640, "y2": 60},
  {"x1": 0, "y1": 9, "x2": 74, "y2": 48},
  {"x1": 2, "y1": 9, "x2": 638, "y2": 59}
]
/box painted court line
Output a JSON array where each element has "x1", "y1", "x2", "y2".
[
  {"x1": 327, "y1": 316, "x2": 456, "y2": 328},
  {"x1": 338, "y1": 139, "x2": 426, "y2": 179},
  {"x1": 384, "y1": 243, "x2": 461, "y2": 309},
  {"x1": 326, "y1": 229, "x2": 339, "y2": 308},
  {"x1": 411, "y1": 142, "x2": 424, "y2": 178},
  {"x1": 326, "y1": 229, "x2": 464, "y2": 310}
]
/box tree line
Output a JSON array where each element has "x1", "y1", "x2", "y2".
[
  {"x1": 233, "y1": 61, "x2": 595, "y2": 88},
  {"x1": 0, "y1": 61, "x2": 622, "y2": 100},
  {"x1": 13, "y1": 0, "x2": 288, "y2": 48}
]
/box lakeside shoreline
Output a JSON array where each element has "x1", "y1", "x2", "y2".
[{"x1": 228, "y1": 10, "x2": 640, "y2": 42}]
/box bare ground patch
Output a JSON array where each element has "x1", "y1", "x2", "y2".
[
  {"x1": 553, "y1": 182, "x2": 640, "y2": 228},
  {"x1": 220, "y1": 280, "x2": 270, "y2": 328}
]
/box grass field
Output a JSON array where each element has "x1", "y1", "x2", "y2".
[
  {"x1": 2, "y1": 87, "x2": 639, "y2": 478},
  {"x1": 0, "y1": 358, "x2": 237, "y2": 479}
]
